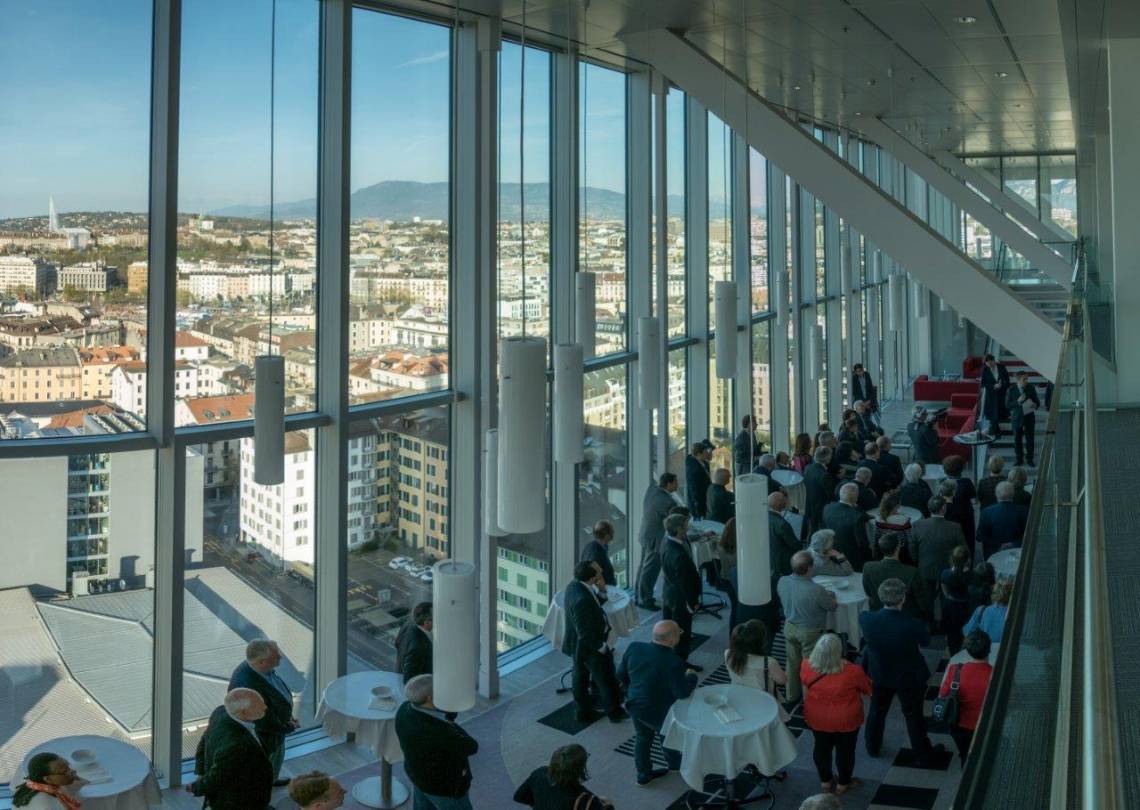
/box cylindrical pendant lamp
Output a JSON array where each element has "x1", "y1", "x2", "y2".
[
  {"x1": 483, "y1": 429, "x2": 508, "y2": 536},
  {"x1": 637, "y1": 316, "x2": 661, "y2": 410},
  {"x1": 887, "y1": 274, "x2": 903, "y2": 332},
  {"x1": 912, "y1": 280, "x2": 929, "y2": 318},
  {"x1": 575, "y1": 272, "x2": 596, "y2": 358},
  {"x1": 939, "y1": 296, "x2": 950, "y2": 313},
  {"x1": 553, "y1": 343, "x2": 585, "y2": 463},
  {"x1": 958, "y1": 311, "x2": 967, "y2": 328},
  {"x1": 714, "y1": 280, "x2": 737, "y2": 378},
  {"x1": 810, "y1": 323, "x2": 824, "y2": 379},
  {"x1": 773, "y1": 271, "x2": 786, "y2": 327},
  {"x1": 497, "y1": 336, "x2": 547, "y2": 533},
  {"x1": 254, "y1": 354, "x2": 285, "y2": 485},
  {"x1": 432, "y1": 560, "x2": 477, "y2": 713},
  {"x1": 735, "y1": 474, "x2": 771, "y2": 605},
  {"x1": 840, "y1": 242, "x2": 853, "y2": 294}
]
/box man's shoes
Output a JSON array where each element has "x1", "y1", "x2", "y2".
[
  {"x1": 637, "y1": 769, "x2": 669, "y2": 786},
  {"x1": 575, "y1": 709, "x2": 603, "y2": 724},
  {"x1": 607, "y1": 708, "x2": 630, "y2": 723},
  {"x1": 272, "y1": 778, "x2": 291, "y2": 787},
  {"x1": 915, "y1": 743, "x2": 947, "y2": 768},
  {"x1": 638, "y1": 600, "x2": 660, "y2": 611}
]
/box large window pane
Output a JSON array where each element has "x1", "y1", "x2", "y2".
[
  {"x1": 348, "y1": 10, "x2": 450, "y2": 404},
  {"x1": 750, "y1": 149, "x2": 768, "y2": 313},
  {"x1": 579, "y1": 367, "x2": 628, "y2": 586},
  {"x1": 666, "y1": 89, "x2": 687, "y2": 337},
  {"x1": 0, "y1": 1, "x2": 151, "y2": 436},
  {"x1": 0, "y1": 449, "x2": 158, "y2": 779},
  {"x1": 580, "y1": 63, "x2": 627, "y2": 355},
  {"x1": 709, "y1": 343, "x2": 733, "y2": 451},
  {"x1": 708, "y1": 114, "x2": 732, "y2": 317},
  {"x1": 1002, "y1": 155, "x2": 1038, "y2": 213},
  {"x1": 751, "y1": 321, "x2": 771, "y2": 448},
  {"x1": 665, "y1": 349, "x2": 688, "y2": 480},
  {"x1": 1040, "y1": 155, "x2": 1077, "y2": 236},
  {"x1": 176, "y1": 0, "x2": 319, "y2": 424}
]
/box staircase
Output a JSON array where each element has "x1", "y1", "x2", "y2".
[{"x1": 1008, "y1": 280, "x2": 1070, "y2": 329}]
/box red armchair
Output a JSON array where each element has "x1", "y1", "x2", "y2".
[{"x1": 913, "y1": 375, "x2": 979, "y2": 402}]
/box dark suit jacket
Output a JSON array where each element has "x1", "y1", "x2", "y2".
[
  {"x1": 581, "y1": 539, "x2": 616, "y2": 586},
  {"x1": 1006, "y1": 382, "x2": 1040, "y2": 428},
  {"x1": 706, "y1": 483, "x2": 735, "y2": 524},
  {"x1": 856, "y1": 458, "x2": 890, "y2": 498},
  {"x1": 856, "y1": 412, "x2": 881, "y2": 441},
  {"x1": 862, "y1": 557, "x2": 927, "y2": 617},
  {"x1": 192, "y1": 705, "x2": 273, "y2": 810},
  {"x1": 835, "y1": 479, "x2": 877, "y2": 512},
  {"x1": 858, "y1": 608, "x2": 931, "y2": 691},
  {"x1": 851, "y1": 371, "x2": 878, "y2": 410},
  {"x1": 908, "y1": 420, "x2": 941, "y2": 465},
  {"x1": 769, "y1": 511, "x2": 801, "y2": 579},
  {"x1": 395, "y1": 703, "x2": 478, "y2": 798},
  {"x1": 899, "y1": 480, "x2": 934, "y2": 517},
  {"x1": 909, "y1": 516, "x2": 966, "y2": 582},
  {"x1": 880, "y1": 451, "x2": 904, "y2": 490},
  {"x1": 617, "y1": 640, "x2": 698, "y2": 729},
  {"x1": 660, "y1": 536, "x2": 701, "y2": 615},
  {"x1": 977, "y1": 502, "x2": 1029, "y2": 553},
  {"x1": 804, "y1": 462, "x2": 838, "y2": 536},
  {"x1": 639, "y1": 485, "x2": 676, "y2": 550},
  {"x1": 734, "y1": 430, "x2": 763, "y2": 474},
  {"x1": 685, "y1": 454, "x2": 712, "y2": 518},
  {"x1": 396, "y1": 623, "x2": 433, "y2": 684},
  {"x1": 227, "y1": 661, "x2": 293, "y2": 753},
  {"x1": 945, "y1": 475, "x2": 977, "y2": 550},
  {"x1": 976, "y1": 474, "x2": 1004, "y2": 510},
  {"x1": 821, "y1": 501, "x2": 872, "y2": 570},
  {"x1": 561, "y1": 579, "x2": 610, "y2": 658},
  {"x1": 752, "y1": 466, "x2": 782, "y2": 496}
]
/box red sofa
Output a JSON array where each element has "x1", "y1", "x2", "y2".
[
  {"x1": 913, "y1": 374, "x2": 979, "y2": 402},
  {"x1": 934, "y1": 392, "x2": 977, "y2": 462}
]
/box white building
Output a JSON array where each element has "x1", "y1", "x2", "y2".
[
  {"x1": 111, "y1": 361, "x2": 200, "y2": 418},
  {"x1": 0, "y1": 256, "x2": 55, "y2": 296},
  {"x1": 58, "y1": 263, "x2": 114, "y2": 293}
]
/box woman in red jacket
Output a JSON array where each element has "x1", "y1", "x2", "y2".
[
  {"x1": 800, "y1": 631, "x2": 873, "y2": 795},
  {"x1": 938, "y1": 629, "x2": 994, "y2": 765}
]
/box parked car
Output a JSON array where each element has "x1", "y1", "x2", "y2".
[
  {"x1": 388, "y1": 556, "x2": 410, "y2": 570},
  {"x1": 419, "y1": 572, "x2": 433, "y2": 583}
]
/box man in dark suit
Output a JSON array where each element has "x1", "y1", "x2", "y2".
[
  {"x1": 685, "y1": 442, "x2": 713, "y2": 518},
  {"x1": 843, "y1": 467, "x2": 879, "y2": 511},
  {"x1": 617, "y1": 620, "x2": 699, "y2": 786},
  {"x1": 977, "y1": 482, "x2": 1030, "y2": 558},
  {"x1": 637, "y1": 473, "x2": 680, "y2": 609},
  {"x1": 876, "y1": 436, "x2": 904, "y2": 490},
  {"x1": 227, "y1": 638, "x2": 296, "y2": 784},
  {"x1": 862, "y1": 532, "x2": 927, "y2": 617},
  {"x1": 764, "y1": 492, "x2": 803, "y2": 646},
  {"x1": 909, "y1": 497, "x2": 965, "y2": 619},
  {"x1": 189, "y1": 688, "x2": 274, "y2": 810},
  {"x1": 1006, "y1": 372, "x2": 1040, "y2": 466},
  {"x1": 394, "y1": 675, "x2": 479, "y2": 809},
  {"x1": 395, "y1": 602, "x2": 434, "y2": 684},
  {"x1": 979, "y1": 353, "x2": 1010, "y2": 435},
  {"x1": 660, "y1": 512, "x2": 703, "y2": 665},
  {"x1": 562, "y1": 561, "x2": 627, "y2": 723},
  {"x1": 733, "y1": 415, "x2": 764, "y2": 475},
  {"x1": 859, "y1": 579, "x2": 944, "y2": 766},
  {"x1": 821, "y1": 484, "x2": 872, "y2": 570},
  {"x1": 941, "y1": 456, "x2": 977, "y2": 553},
  {"x1": 907, "y1": 407, "x2": 941, "y2": 464},
  {"x1": 851, "y1": 363, "x2": 878, "y2": 414},
  {"x1": 752, "y1": 454, "x2": 783, "y2": 496},
  {"x1": 581, "y1": 520, "x2": 617, "y2": 587},
  {"x1": 976, "y1": 455, "x2": 1007, "y2": 510},
  {"x1": 854, "y1": 400, "x2": 882, "y2": 441},
  {"x1": 706, "y1": 468, "x2": 735, "y2": 523},
  {"x1": 857, "y1": 441, "x2": 890, "y2": 498},
  {"x1": 803, "y1": 446, "x2": 838, "y2": 538}
]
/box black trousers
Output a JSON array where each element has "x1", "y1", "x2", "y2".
[
  {"x1": 571, "y1": 648, "x2": 622, "y2": 716},
  {"x1": 1014, "y1": 413, "x2": 1036, "y2": 465},
  {"x1": 811, "y1": 728, "x2": 858, "y2": 785},
  {"x1": 950, "y1": 724, "x2": 975, "y2": 765},
  {"x1": 865, "y1": 685, "x2": 933, "y2": 759},
  {"x1": 662, "y1": 602, "x2": 694, "y2": 660}
]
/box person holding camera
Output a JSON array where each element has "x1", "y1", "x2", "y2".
[{"x1": 907, "y1": 406, "x2": 941, "y2": 465}]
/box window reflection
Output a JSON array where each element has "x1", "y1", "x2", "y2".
[{"x1": 579, "y1": 367, "x2": 628, "y2": 586}]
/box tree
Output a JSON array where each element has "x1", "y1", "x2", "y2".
[
  {"x1": 176, "y1": 288, "x2": 193, "y2": 307},
  {"x1": 62, "y1": 283, "x2": 85, "y2": 303}
]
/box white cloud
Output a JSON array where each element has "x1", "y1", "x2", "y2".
[{"x1": 397, "y1": 49, "x2": 449, "y2": 69}]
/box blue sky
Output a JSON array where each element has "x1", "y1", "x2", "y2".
[{"x1": 1, "y1": 1, "x2": 688, "y2": 220}]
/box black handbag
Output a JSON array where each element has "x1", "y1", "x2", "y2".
[{"x1": 932, "y1": 663, "x2": 963, "y2": 725}]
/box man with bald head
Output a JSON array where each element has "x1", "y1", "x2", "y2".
[
  {"x1": 228, "y1": 638, "x2": 297, "y2": 783},
  {"x1": 822, "y1": 482, "x2": 873, "y2": 570},
  {"x1": 189, "y1": 688, "x2": 274, "y2": 810},
  {"x1": 838, "y1": 466, "x2": 878, "y2": 511},
  {"x1": 617, "y1": 620, "x2": 699, "y2": 786}
]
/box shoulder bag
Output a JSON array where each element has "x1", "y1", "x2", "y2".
[{"x1": 931, "y1": 663, "x2": 963, "y2": 725}]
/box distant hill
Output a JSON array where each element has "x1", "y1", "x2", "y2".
[{"x1": 213, "y1": 180, "x2": 696, "y2": 222}]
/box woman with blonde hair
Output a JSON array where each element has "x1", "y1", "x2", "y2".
[
  {"x1": 800, "y1": 632, "x2": 872, "y2": 796},
  {"x1": 963, "y1": 578, "x2": 1014, "y2": 643}
]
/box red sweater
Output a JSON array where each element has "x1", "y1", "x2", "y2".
[
  {"x1": 800, "y1": 660, "x2": 873, "y2": 733},
  {"x1": 939, "y1": 661, "x2": 993, "y2": 730}
]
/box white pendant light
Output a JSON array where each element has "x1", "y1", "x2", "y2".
[
  {"x1": 912, "y1": 279, "x2": 929, "y2": 318},
  {"x1": 497, "y1": 336, "x2": 547, "y2": 533},
  {"x1": 939, "y1": 296, "x2": 950, "y2": 313},
  {"x1": 810, "y1": 323, "x2": 824, "y2": 379},
  {"x1": 637, "y1": 316, "x2": 661, "y2": 410},
  {"x1": 735, "y1": 474, "x2": 772, "y2": 605},
  {"x1": 575, "y1": 272, "x2": 596, "y2": 358},
  {"x1": 432, "y1": 560, "x2": 477, "y2": 713},
  {"x1": 553, "y1": 343, "x2": 585, "y2": 463},
  {"x1": 773, "y1": 270, "x2": 786, "y2": 327},
  {"x1": 888, "y1": 274, "x2": 903, "y2": 332},
  {"x1": 483, "y1": 429, "x2": 508, "y2": 537},
  {"x1": 714, "y1": 280, "x2": 737, "y2": 378},
  {"x1": 958, "y1": 311, "x2": 967, "y2": 328},
  {"x1": 253, "y1": 355, "x2": 285, "y2": 485}
]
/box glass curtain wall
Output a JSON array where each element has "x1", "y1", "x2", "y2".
[
  {"x1": 579, "y1": 366, "x2": 629, "y2": 586},
  {"x1": 708, "y1": 113, "x2": 733, "y2": 450}
]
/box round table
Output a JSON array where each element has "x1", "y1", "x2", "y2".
[
  {"x1": 662, "y1": 684, "x2": 798, "y2": 792},
  {"x1": 18, "y1": 736, "x2": 160, "y2": 810},
  {"x1": 866, "y1": 505, "x2": 923, "y2": 523},
  {"x1": 542, "y1": 587, "x2": 640, "y2": 649},
  {"x1": 987, "y1": 548, "x2": 1021, "y2": 580},
  {"x1": 317, "y1": 670, "x2": 408, "y2": 808},
  {"x1": 812, "y1": 573, "x2": 869, "y2": 647},
  {"x1": 922, "y1": 463, "x2": 946, "y2": 487},
  {"x1": 689, "y1": 520, "x2": 725, "y2": 567},
  {"x1": 771, "y1": 469, "x2": 806, "y2": 512},
  {"x1": 953, "y1": 431, "x2": 997, "y2": 485}
]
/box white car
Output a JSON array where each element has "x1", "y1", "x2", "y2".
[
  {"x1": 419, "y1": 572, "x2": 433, "y2": 583},
  {"x1": 387, "y1": 557, "x2": 410, "y2": 570}
]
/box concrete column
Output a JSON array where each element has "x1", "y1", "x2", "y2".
[{"x1": 1108, "y1": 38, "x2": 1140, "y2": 400}]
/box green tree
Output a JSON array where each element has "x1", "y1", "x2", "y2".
[{"x1": 62, "y1": 284, "x2": 85, "y2": 303}]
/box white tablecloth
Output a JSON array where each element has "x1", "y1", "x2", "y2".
[
  {"x1": 865, "y1": 506, "x2": 923, "y2": 523},
  {"x1": 19, "y1": 736, "x2": 161, "y2": 810},
  {"x1": 813, "y1": 573, "x2": 869, "y2": 647},
  {"x1": 922, "y1": 464, "x2": 946, "y2": 486},
  {"x1": 317, "y1": 671, "x2": 406, "y2": 763},
  {"x1": 771, "y1": 469, "x2": 806, "y2": 513},
  {"x1": 542, "y1": 588, "x2": 640, "y2": 649},
  {"x1": 662, "y1": 684, "x2": 798, "y2": 790},
  {"x1": 987, "y1": 548, "x2": 1021, "y2": 580},
  {"x1": 689, "y1": 520, "x2": 725, "y2": 567},
  {"x1": 782, "y1": 511, "x2": 804, "y2": 539}
]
